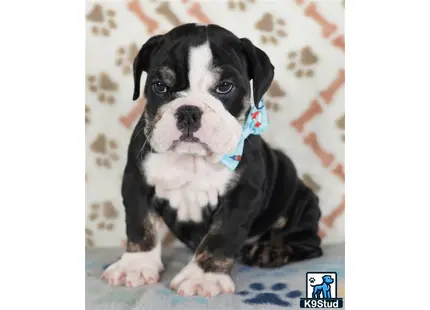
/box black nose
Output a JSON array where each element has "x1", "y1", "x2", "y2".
[{"x1": 175, "y1": 105, "x2": 203, "y2": 134}]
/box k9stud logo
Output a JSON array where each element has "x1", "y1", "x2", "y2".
[{"x1": 300, "y1": 272, "x2": 343, "y2": 308}]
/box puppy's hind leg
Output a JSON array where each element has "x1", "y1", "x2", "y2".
[
  {"x1": 241, "y1": 232, "x2": 300, "y2": 268},
  {"x1": 241, "y1": 182, "x2": 323, "y2": 267},
  {"x1": 240, "y1": 224, "x2": 322, "y2": 267}
]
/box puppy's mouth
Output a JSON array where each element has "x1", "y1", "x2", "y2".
[
  {"x1": 169, "y1": 134, "x2": 212, "y2": 155},
  {"x1": 178, "y1": 134, "x2": 200, "y2": 143}
]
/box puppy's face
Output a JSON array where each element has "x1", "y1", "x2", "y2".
[{"x1": 133, "y1": 24, "x2": 274, "y2": 159}]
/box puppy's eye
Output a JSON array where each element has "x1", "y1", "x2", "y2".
[
  {"x1": 215, "y1": 82, "x2": 233, "y2": 94},
  {"x1": 153, "y1": 81, "x2": 168, "y2": 94}
]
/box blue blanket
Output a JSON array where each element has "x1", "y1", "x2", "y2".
[{"x1": 86, "y1": 244, "x2": 344, "y2": 309}]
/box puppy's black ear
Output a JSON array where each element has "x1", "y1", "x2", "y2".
[
  {"x1": 240, "y1": 38, "x2": 274, "y2": 106},
  {"x1": 132, "y1": 35, "x2": 164, "y2": 101}
]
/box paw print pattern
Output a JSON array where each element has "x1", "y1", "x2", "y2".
[
  {"x1": 302, "y1": 173, "x2": 321, "y2": 193},
  {"x1": 115, "y1": 43, "x2": 139, "y2": 75},
  {"x1": 87, "y1": 73, "x2": 118, "y2": 105},
  {"x1": 265, "y1": 100, "x2": 280, "y2": 112},
  {"x1": 309, "y1": 277, "x2": 316, "y2": 283},
  {"x1": 336, "y1": 114, "x2": 345, "y2": 142},
  {"x1": 237, "y1": 282, "x2": 302, "y2": 307},
  {"x1": 227, "y1": 0, "x2": 255, "y2": 11},
  {"x1": 287, "y1": 46, "x2": 319, "y2": 78},
  {"x1": 265, "y1": 80, "x2": 286, "y2": 112},
  {"x1": 85, "y1": 105, "x2": 91, "y2": 125},
  {"x1": 90, "y1": 134, "x2": 120, "y2": 168},
  {"x1": 88, "y1": 201, "x2": 119, "y2": 231},
  {"x1": 86, "y1": 228, "x2": 95, "y2": 247},
  {"x1": 86, "y1": 4, "x2": 117, "y2": 36},
  {"x1": 255, "y1": 13, "x2": 287, "y2": 45}
]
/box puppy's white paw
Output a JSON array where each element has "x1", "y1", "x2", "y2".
[
  {"x1": 170, "y1": 260, "x2": 235, "y2": 297},
  {"x1": 101, "y1": 247, "x2": 163, "y2": 288}
]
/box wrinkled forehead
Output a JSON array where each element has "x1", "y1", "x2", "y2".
[{"x1": 147, "y1": 26, "x2": 247, "y2": 86}]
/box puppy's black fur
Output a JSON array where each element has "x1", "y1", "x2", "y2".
[{"x1": 122, "y1": 24, "x2": 322, "y2": 274}]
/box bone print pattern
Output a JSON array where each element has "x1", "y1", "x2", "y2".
[{"x1": 85, "y1": 0, "x2": 344, "y2": 247}]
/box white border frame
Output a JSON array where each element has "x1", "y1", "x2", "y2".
[
  {"x1": 347, "y1": 1, "x2": 430, "y2": 309},
  {"x1": 1, "y1": 1, "x2": 429, "y2": 309},
  {"x1": 1, "y1": 1, "x2": 84, "y2": 309}
]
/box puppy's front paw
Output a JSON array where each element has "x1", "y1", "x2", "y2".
[
  {"x1": 101, "y1": 251, "x2": 163, "y2": 288},
  {"x1": 170, "y1": 261, "x2": 235, "y2": 297}
]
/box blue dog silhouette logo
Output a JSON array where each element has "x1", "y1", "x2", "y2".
[
  {"x1": 300, "y1": 272, "x2": 343, "y2": 308},
  {"x1": 310, "y1": 275, "x2": 334, "y2": 299}
]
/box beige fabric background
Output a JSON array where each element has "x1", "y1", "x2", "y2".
[{"x1": 85, "y1": 0, "x2": 345, "y2": 248}]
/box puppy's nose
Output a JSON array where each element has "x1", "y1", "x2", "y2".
[{"x1": 175, "y1": 105, "x2": 203, "y2": 134}]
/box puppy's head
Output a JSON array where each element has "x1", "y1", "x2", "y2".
[{"x1": 133, "y1": 23, "x2": 274, "y2": 158}]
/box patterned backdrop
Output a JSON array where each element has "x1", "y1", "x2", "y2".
[{"x1": 85, "y1": 0, "x2": 345, "y2": 248}]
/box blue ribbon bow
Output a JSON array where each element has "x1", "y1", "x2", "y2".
[{"x1": 220, "y1": 100, "x2": 269, "y2": 170}]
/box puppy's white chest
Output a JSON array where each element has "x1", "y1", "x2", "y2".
[{"x1": 143, "y1": 153, "x2": 236, "y2": 222}]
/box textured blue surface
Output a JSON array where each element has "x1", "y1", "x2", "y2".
[{"x1": 86, "y1": 244, "x2": 344, "y2": 309}]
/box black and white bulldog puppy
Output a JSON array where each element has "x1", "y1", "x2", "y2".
[{"x1": 102, "y1": 23, "x2": 322, "y2": 297}]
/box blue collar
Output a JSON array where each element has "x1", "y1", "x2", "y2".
[{"x1": 220, "y1": 100, "x2": 269, "y2": 170}]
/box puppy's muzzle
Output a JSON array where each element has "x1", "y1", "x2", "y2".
[{"x1": 175, "y1": 105, "x2": 203, "y2": 139}]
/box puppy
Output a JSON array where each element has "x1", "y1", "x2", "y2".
[{"x1": 102, "y1": 23, "x2": 322, "y2": 297}]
